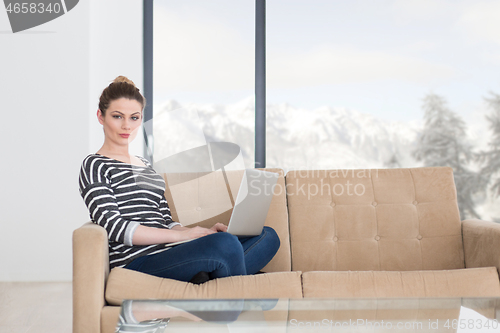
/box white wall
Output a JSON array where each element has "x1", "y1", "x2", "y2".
[
  {"x1": 89, "y1": 1, "x2": 144, "y2": 155},
  {"x1": 0, "y1": 0, "x2": 143, "y2": 281}
]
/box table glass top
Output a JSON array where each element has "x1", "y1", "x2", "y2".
[{"x1": 116, "y1": 298, "x2": 500, "y2": 333}]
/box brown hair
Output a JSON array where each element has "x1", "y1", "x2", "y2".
[{"x1": 98, "y1": 76, "x2": 146, "y2": 115}]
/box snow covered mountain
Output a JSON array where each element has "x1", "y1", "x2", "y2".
[{"x1": 153, "y1": 97, "x2": 422, "y2": 171}]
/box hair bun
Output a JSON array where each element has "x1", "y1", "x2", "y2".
[
  {"x1": 98, "y1": 76, "x2": 145, "y2": 114},
  {"x1": 113, "y1": 75, "x2": 136, "y2": 87}
]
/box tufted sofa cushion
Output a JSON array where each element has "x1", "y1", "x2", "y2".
[{"x1": 286, "y1": 167, "x2": 464, "y2": 272}]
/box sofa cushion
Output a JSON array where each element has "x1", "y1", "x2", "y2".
[
  {"x1": 101, "y1": 306, "x2": 120, "y2": 333},
  {"x1": 105, "y1": 268, "x2": 303, "y2": 305},
  {"x1": 286, "y1": 167, "x2": 465, "y2": 272},
  {"x1": 162, "y1": 168, "x2": 291, "y2": 272},
  {"x1": 302, "y1": 267, "x2": 500, "y2": 298}
]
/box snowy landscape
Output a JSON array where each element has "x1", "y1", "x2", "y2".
[{"x1": 153, "y1": 96, "x2": 500, "y2": 222}]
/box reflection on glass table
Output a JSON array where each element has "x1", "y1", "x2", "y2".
[{"x1": 116, "y1": 298, "x2": 500, "y2": 333}]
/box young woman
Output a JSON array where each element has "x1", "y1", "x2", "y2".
[{"x1": 79, "y1": 76, "x2": 280, "y2": 284}]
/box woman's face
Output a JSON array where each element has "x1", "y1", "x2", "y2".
[{"x1": 97, "y1": 98, "x2": 142, "y2": 146}]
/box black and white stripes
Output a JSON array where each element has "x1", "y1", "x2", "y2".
[{"x1": 79, "y1": 154, "x2": 181, "y2": 269}]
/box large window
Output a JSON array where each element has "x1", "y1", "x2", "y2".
[
  {"x1": 264, "y1": 1, "x2": 500, "y2": 221},
  {"x1": 152, "y1": 0, "x2": 255, "y2": 169},
  {"x1": 149, "y1": 0, "x2": 500, "y2": 222},
  {"x1": 151, "y1": 1, "x2": 255, "y2": 225}
]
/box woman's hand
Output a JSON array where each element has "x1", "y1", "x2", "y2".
[
  {"x1": 180, "y1": 226, "x2": 216, "y2": 241},
  {"x1": 210, "y1": 223, "x2": 228, "y2": 233}
]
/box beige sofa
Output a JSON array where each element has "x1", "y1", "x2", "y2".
[{"x1": 73, "y1": 167, "x2": 500, "y2": 333}]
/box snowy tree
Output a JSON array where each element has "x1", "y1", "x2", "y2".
[
  {"x1": 413, "y1": 93, "x2": 484, "y2": 219},
  {"x1": 479, "y1": 92, "x2": 500, "y2": 197},
  {"x1": 385, "y1": 153, "x2": 401, "y2": 168}
]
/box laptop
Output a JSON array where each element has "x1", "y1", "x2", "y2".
[{"x1": 165, "y1": 169, "x2": 279, "y2": 247}]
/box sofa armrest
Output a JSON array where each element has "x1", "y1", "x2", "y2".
[
  {"x1": 73, "y1": 222, "x2": 110, "y2": 333},
  {"x1": 462, "y1": 219, "x2": 500, "y2": 274}
]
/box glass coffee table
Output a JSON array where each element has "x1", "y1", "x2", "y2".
[{"x1": 116, "y1": 298, "x2": 500, "y2": 332}]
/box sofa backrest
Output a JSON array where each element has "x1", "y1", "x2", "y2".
[
  {"x1": 286, "y1": 167, "x2": 465, "y2": 272},
  {"x1": 161, "y1": 168, "x2": 291, "y2": 272}
]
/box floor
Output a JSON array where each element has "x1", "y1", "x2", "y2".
[{"x1": 0, "y1": 282, "x2": 72, "y2": 333}]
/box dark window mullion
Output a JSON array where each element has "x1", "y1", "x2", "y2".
[
  {"x1": 255, "y1": 0, "x2": 266, "y2": 168},
  {"x1": 143, "y1": 0, "x2": 154, "y2": 163}
]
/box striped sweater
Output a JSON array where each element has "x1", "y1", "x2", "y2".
[{"x1": 79, "y1": 154, "x2": 181, "y2": 269}]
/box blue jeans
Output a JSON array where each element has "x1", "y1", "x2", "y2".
[{"x1": 124, "y1": 226, "x2": 280, "y2": 282}]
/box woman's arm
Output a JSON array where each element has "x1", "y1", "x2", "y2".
[
  {"x1": 130, "y1": 223, "x2": 227, "y2": 246},
  {"x1": 131, "y1": 224, "x2": 216, "y2": 246},
  {"x1": 158, "y1": 197, "x2": 182, "y2": 229},
  {"x1": 171, "y1": 223, "x2": 227, "y2": 233}
]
